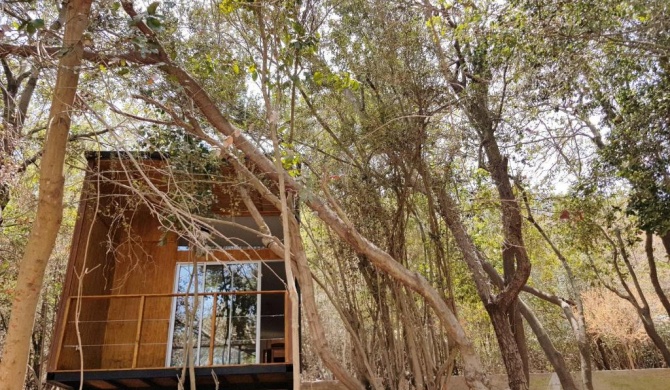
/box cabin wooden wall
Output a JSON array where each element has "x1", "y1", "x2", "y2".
[
  {"x1": 52, "y1": 155, "x2": 288, "y2": 372},
  {"x1": 211, "y1": 180, "x2": 279, "y2": 216},
  {"x1": 101, "y1": 205, "x2": 177, "y2": 369},
  {"x1": 51, "y1": 158, "x2": 177, "y2": 371},
  {"x1": 54, "y1": 191, "x2": 115, "y2": 371},
  {"x1": 77, "y1": 157, "x2": 174, "y2": 368},
  {"x1": 98, "y1": 209, "x2": 284, "y2": 369}
]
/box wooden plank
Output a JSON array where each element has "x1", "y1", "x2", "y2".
[
  {"x1": 211, "y1": 181, "x2": 280, "y2": 217},
  {"x1": 58, "y1": 297, "x2": 110, "y2": 370},
  {"x1": 55, "y1": 173, "x2": 116, "y2": 370},
  {"x1": 85, "y1": 379, "x2": 117, "y2": 389},
  {"x1": 132, "y1": 225, "x2": 176, "y2": 368},
  {"x1": 137, "y1": 295, "x2": 171, "y2": 368},
  {"x1": 52, "y1": 296, "x2": 72, "y2": 371},
  {"x1": 134, "y1": 300, "x2": 166, "y2": 368},
  {"x1": 101, "y1": 296, "x2": 139, "y2": 369},
  {"x1": 258, "y1": 372, "x2": 293, "y2": 382},
  {"x1": 116, "y1": 378, "x2": 151, "y2": 388},
  {"x1": 226, "y1": 375, "x2": 255, "y2": 384},
  {"x1": 48, "y1": 161, "x2": 94, "y2": 372},
  {"x1": 51, "y1": 362, "x2": 292, "y2": 374},
  {"x1": 151, "y1": 377, "x2": 178, "y2": 386},
  {"x1": 132, "y1": 295, "x2": 146, "y2": 368},
  {"x1": 284, "y1": 292, "x2": 292, "y2": 364},
  {"x1": 71, "y1": 291, "x2": 286, "y2": 299},
  {"x1": 102, "y1": 209, "x2": 176, "y2": 369}
]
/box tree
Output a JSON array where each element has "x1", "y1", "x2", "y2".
[{"x1": 0, "y1": 1, "x2": 93, "y2": 388}]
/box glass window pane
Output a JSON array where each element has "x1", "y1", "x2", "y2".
[
  {"x1": 204, "y1": 265, "x2": 230, "y2": 293},
  {"x1": 198, "y1": 296, "x2": 213, "y2": 365},
  {"x1": 169, "y1": 262, "x2": 259, "y2": 366},
  {"x1": 170, "y1": 296, "x2": 200, "y2": 366},
  {"x1": 230, "y1": 263, "x2": 258, "y2": 291},
  {"x1": 229, "y1": 293, "x2": 257, "y2": 364},
  {"x1": 177, "y1": 264, "x2": 204, "y2": 293},
  {"x1": 213, "y1": 294, "x2": 233, "y2": 364}
]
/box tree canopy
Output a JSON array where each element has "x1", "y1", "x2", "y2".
[{"x1": 1, "y1": 1, "x2": 670, "y2": 390}]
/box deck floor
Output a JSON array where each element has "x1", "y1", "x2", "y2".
[{"x1": 47, "y1": 364, "x2": 293, "y2": 390}]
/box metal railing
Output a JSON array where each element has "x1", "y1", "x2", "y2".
[{"x1": 54, "y1": 291, "x2": 289, "y2": 371}]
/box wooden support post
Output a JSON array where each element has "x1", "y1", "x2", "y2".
[
  {"x1": 209, "y1": 293, "x2": 217, "y2": 366},
  {"x1": 132, "y1": 295, "x2": 146, "y2": 368},
  {"x1": 284, "y1": 292, "x2": 292, "y2": 364},
  {"x1": 53, "y1": 297, "x2": 73, "y2": 370}
]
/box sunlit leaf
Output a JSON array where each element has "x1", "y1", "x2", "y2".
[
  {"x1": 147, "y1": 1, "x2": 160, "y2": 15},
  {"x1": 146, "y1": 16, "x2": 163, "y2": 31}
]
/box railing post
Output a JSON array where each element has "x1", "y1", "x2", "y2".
[
  {"x1": 284, "y1": 291, "x2": 292, "y2": 364},
  {"x1": 209, "y1": 293, "x2": 217, "y2": 366},
  {"x1": 132, "y1": 295, "x2": 146, "y2": 368}
]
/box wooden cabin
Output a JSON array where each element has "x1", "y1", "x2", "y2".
[{"x1": 47, "y1": 152, "x2": 296, "y2": 389}]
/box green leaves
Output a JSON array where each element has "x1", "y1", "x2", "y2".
[
  {"x1": 312, "y1": 71, "x2": 324, "y2": 86},
  {"x1": 145, "y1": 16, "x2": 163, "y2": 31},
  {"x1": 30, "y1": 18, "x2": 45, "y2": 31},
  {"x1": 147, "y1": 1, "x2": 160, "y2": 16},
  {"x1": 219, "y1": 0, "x2": 237, "y2": 14},
  {"x1": 19, "y1": 18, "x2": 45, "y2": 35},
  {"x1": 247, "y1": 64, "x2": 258, "y2": 81},
  {"x1": 310, "y1": 70, "x2": 359, "y2": 91},
  {"x1": 144, "y1": 1, "x2": 164, "y2": 32}
]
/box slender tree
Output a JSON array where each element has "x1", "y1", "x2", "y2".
[{"x1": 0, "y1": 1, "x2": 93, "y2": 388}]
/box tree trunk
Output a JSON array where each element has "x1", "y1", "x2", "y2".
[
  {"x1": 512, "y1": 304, "x2": 530, "y2": 382},
  {"x1": 639, "y1": 308, "x2": 670, "y2": 365},
  {"x1": 647, "y1": 232, "x2": 670, "y2": 318},
  {"x1": 561, "y1": 302, "x2": 593, "y2": 390},
  {"x1": 614, "y1": 230, "x2": 670, "y2": 366},
  {"x1": 595, "y1": 338, "x2": 611, "y2": 370},
  {"x1": 236, "y1": 181, "x2": 365, "y2": 390},
  {"x1": 0, "y1": 62, "x2": 39, "y2": 226},
  {"x1": 0, "y1": 1, "x2": 92, "y2": 388},
  {"x1": 660, "y1": 231, "x2": 670, "y2": 261},
  {"x1": 467, "y1": 90, "x2": 531, "y2": 388},
  {"x1": 289, "y1": 223, "x2": 367, "y2": 390},
  {"x1": 488, "y1": 308, "x2": 529, "y2": 390},
  {"x1": 271, "y1": 124, "x2": 302, "y2": 390},
  {"x1": 519, "y1": 186, "x2": 594, "y2": 390},
  {"x1": 518, "y1": 299, "x2": 579, "y2": 390},
  {"x1": 481, "y1": 261, "x2": 575, "y2": 390},
  {"x1": 434, "y1": 184, "x2": 527, "y2": 390}
]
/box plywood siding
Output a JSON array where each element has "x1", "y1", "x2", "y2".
[
  {"x1": 102, "y1": 205, "x2": 177, "y2": 369},
  {"x1": 211, "y1": 182, "x2": 280, "y2": 216},
  {"x1": 55, "y1": 198, "x2": 115, "y2": 370}
]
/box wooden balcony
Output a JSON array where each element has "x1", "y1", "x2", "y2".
[{"x1": 47, "y1": 291, "x2": 293, "y2": 389}]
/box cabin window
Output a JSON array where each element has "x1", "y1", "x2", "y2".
[{"x1": 168, "y1": 262, "x2": 260, "y2": 366}]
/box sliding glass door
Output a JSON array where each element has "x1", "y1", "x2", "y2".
[{"x1": 168, "y1": 262, "x2": 259, "y2": 366}]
